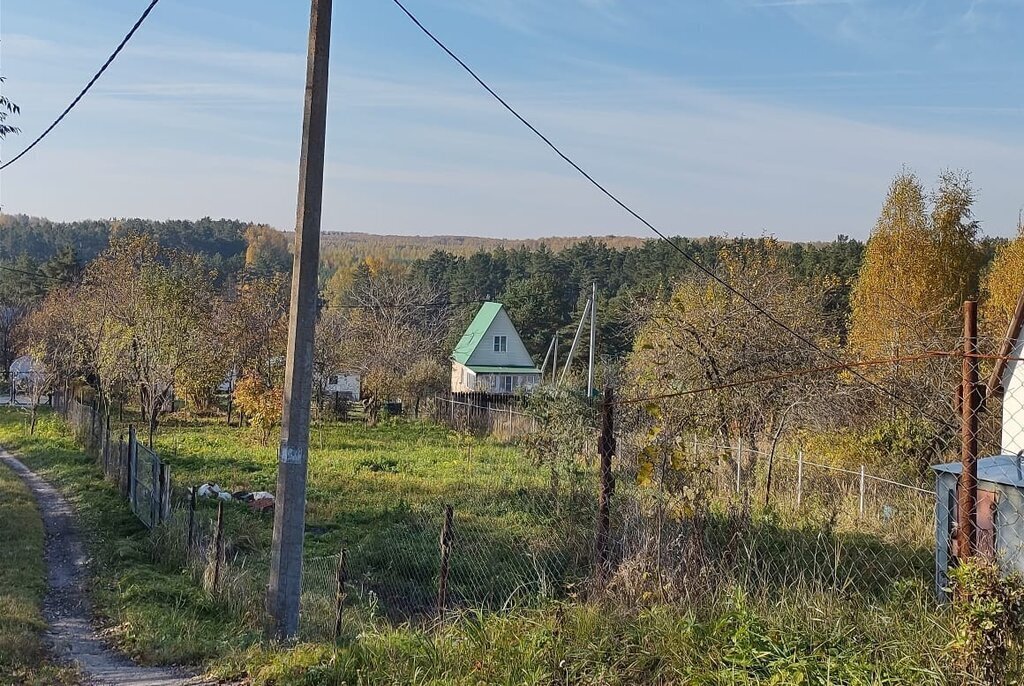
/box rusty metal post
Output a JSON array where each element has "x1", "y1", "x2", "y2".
[
  {"x1": 438, "y1": 504, "x2": 453, "y2": 620},
  {"x1": 333, "y1": 548, "x2": 348, "y2": 640},
  {"x1": 958, "y1": 300, "x2": 979, "y2": 560},
  {"x1": 595, "y1": 387, "x2": 616, "y2": 586}
]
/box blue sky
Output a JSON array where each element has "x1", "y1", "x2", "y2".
[{"x1": 1, "y1": 0, "x2": 1022, "y2": 240}]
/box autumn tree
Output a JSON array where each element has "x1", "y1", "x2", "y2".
[
  {"x1": 626, "y1": 240, "x2": 841, "y2": 503},
  {"x1": 848, "y1": 171, "x2": 980, "y2": 412},
  {"x1": 982, "y1": 221, "x2": 1024, "y2": 338},
  {"x1": 85, "y1": 236, "x2": 218, "y2": 446},
  {"x1": 243, "y1": 224, "x2": 291, "y2": 276},
  {"x1": 332, "y1": 268, "x2": 452, "y2": 422},
  {"x1": 16, "y1": 288, "x2": 80, "y2": 432}
]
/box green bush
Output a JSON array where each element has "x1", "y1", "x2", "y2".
[{"x1": 950, "y1": 559, "x2": 1024, "y2": 685}]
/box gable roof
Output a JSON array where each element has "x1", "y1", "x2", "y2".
[
  {"x1": 933, "y1": 454, "x2": 1024, "y2": 489},
  {"x1": 452, "y1": 302, "x2": 505, "y2": 364}
]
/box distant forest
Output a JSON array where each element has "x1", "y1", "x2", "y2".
[{"x1": 0, "y1": 212, "x2": 1006, "y2": 358}]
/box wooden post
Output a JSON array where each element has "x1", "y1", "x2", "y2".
[
  {"x1": 128, "y1": 425, "x2": 138, "y2": 512},
  {"x1": 160, "y1": 462, "x2": 171, "y2": 523},
  {"x1": 150, "y1": 449, "x2": 160, "y2": 527},
  {"x1": 187, "y1": 486, "x2": 197, "y2": 559},
  {"x1": 858, "y1": 464, "x2": 866, "y2": 517},
  {"x1": 958, "y1": 299, "x2": 979, "y2": 559},
  {"x1": 735, "y1": 437, "x2": 742, "y2": 495},
  {"x1": 796, "y1": 451, "x2": 803, "y2": 508},
  {"x1": 438, "y1": 504, "x2": 453, "y2": 620},
  {"x1": 333, "y1": 549, "x2": 348, "y2": 640},
  {"x1": 213, "y1": 500, "x2": 225, "y2": 592},
  {"x1": 595, "y1": 387, "x2": 616, "y2": 586}
]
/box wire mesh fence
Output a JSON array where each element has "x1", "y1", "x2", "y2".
[{"x1": 43, "y1": 332, "x2": 1024, "y2": 647}]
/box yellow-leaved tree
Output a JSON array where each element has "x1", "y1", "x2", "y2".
[
  {"x1": 848, "y1": 170, "x2": 980, "y2": 403},
  {"x1": 982, "y1": 222, "x2": 1024, "y2": 339}
]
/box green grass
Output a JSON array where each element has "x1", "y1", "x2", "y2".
[
  {"x1": 0, "y1": 410, "x2": 263, "y2": 667},
  {"x1": 211, "y1": 593, "x2": 960, "y2": 686},
  {"x1": 151, "y1": 415, "x2": 592, "y2": 619},
  {"x1": 0, "y1": 407, "x2": 974, "y2": 684},
  {"x1": 0, "y1": 455, "x2": 78, "y2": 685}
]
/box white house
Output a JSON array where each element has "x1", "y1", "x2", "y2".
[
  {"x1": 996, "y1": 309, "x2": 1024, "y2": 453},
  {"x1": 324, "y1": 372, "x2": 361, "y2": 401},
  {"x1": 451, "y1": 302, "x2": 540, "y2": 395}
]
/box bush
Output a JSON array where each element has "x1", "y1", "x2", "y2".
[{"x1": 950, "y1": 558, "x2": 1024, "y2": 685}]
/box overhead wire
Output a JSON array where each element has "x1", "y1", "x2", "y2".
[
  {"x1": 0, "y1": 0, "x2": 162, "y2": 171},
  {"x1": 615, "y1": 350, "x2": 957, "y2": 406},
  {"x1": 388, "y1": 0, "x2": 955, "y2": 428}
]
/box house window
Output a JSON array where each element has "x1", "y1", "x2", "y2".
[
  {"x1": 503, "y1": 375, "x2": 514, "y2": 393},
  {"x1": 328, "y1": 375, "x2": 339, "y2": 385},
  {"x1": 493, "y1": 335, "x2": 507, "y2": 352}
]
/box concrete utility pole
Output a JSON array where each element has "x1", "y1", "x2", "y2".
[
  {"x1": 587, "y1": 282, "x2": 596, "y2": 398},
  {"x1": 267, "y1": 0, "x2": 333, "y2": 639},
  {"x1": 958, "y1": 299, "x2": 979, "y2": 560}
]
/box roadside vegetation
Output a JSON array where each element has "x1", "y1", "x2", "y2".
[{"x1": 0, "y1": 451, "x2": 77, "y2": 685}]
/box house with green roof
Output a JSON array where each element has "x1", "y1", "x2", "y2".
[{"x1": 451, "y1": 302, "x2": 541, "y2": 394}]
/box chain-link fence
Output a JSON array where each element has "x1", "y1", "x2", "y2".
[{"x1": 45, "y1": 324, "x2": 1024, "y2": 647}]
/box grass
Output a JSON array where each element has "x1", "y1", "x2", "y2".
[
  {"x1": 210, "y1": 593, "x2": 960, "y2": 686},
  {"x1": 150, "y1": 415, "x2": 592, "y2": 619},
  {"x1": 0, "y1": 407, "x2": 974, "y2": 684},
  {"x1": 0, "y1": 410, "x2": 263, "y2": 667},
  {"x1": 0, "y1": 458, "x2": 79, "y2": 685}
]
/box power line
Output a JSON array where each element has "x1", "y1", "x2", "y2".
[
  {"x1": 615, "y1": 351, "x2": 954, "y2": 406},
  {"x1": 0, "y1": 0, "x2": 161, "y2": 171},
  {"x1": 388, "y1": 0, "x2": 951, "y2": 427}
]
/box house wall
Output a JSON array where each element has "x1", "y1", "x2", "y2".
[
  {"x1": 325, "y1": 374, "x2": 361, "y2": 400},
  {"x1": 476, "y1": 373, "x2": 541, "y2": 395},
  {"x1": 1003, "y1": 337, "x2": 1024, "y2": 453},
  {"x1": 451, "y1": 362, "x2": 477, "y2": 393},
  {"x1": 465, "y1": 309, "x2": 536, "y2": 368}
]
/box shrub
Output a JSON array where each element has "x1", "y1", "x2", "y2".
[
  {"x1": 232, "y1": 374, "x2": 282, "y2": 446},
  {"x1": 949, "y1": 558, "x2": 1024, "y2": 685}
]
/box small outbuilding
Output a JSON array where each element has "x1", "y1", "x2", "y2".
[
  {"x1": 450, "y1": 302, "x2": 540, "y2": 395},
  {"x1": 932, "y1": 456, "x2": 1024, "y2": 599},
  {"x1": 9, "y1": 355, "x2": 44, "y2": 395},
  {"x1": 324, "y1": 372, "x2": 361, "y2": 401}
]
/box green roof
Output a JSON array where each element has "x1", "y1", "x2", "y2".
[
  {"x1": 451, "y1": 302, "x2": 504, "y2": 364},
  {"x1": 466, "y1": 365, "x2": 542, "y2": 374}
]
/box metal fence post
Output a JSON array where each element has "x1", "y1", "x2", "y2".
[
  {"x1": 438, "y1": 504, "x2": 453, "y2": 620},
  {"x1": 797, "y1": 451, "x2": 804, "y2": 508},
  {"x1": 859, "y1": 464, "x2": 866, "y2": 517},
  {"x1": 595, "y1": 387, "x2": 616, "y2": 586}
]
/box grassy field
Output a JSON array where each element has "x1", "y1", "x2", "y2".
[
  {"x1": 150, "y1": 415, "x2": 594, "y2": 621},
  {"x1": 0, "y1": 407, "x2": 975, "y2": 685}
]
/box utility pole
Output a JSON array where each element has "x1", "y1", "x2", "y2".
[
  {"x1": 267, "y1": 0, "x2": 333, "y2": 640},
  {"x1": 587, "y1": 282, "x2": 596, "y2": 398},
  {"x1": 957, "y1": 299, "x2": 979, "y2": 561}
]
